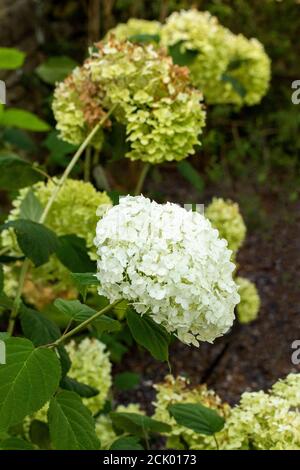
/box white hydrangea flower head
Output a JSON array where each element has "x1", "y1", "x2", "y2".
[
  {"x1": 65, "y1": 338, "x2": 112, "y2": 415},
  {"x1": 94, "y1": 195, "x2": 239, "y2": 346}
]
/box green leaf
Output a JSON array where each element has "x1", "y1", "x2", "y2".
[
  {"x1": 2, "y1": 128, "x2": 37, "y2": 152},
  {"x1": 110, "y1": 412, "x2": 171, "y2": 437},
  {"x1": 114, "y1": 372, "x2": 140, "y2": 391},
  {"x1": 0, "y1": 437, "x2": 34, "y2": 450},
  {"x1": 169, "y1": 41, "x2": 198, "y2": 66},
  {"x1": 93, "y1": 315, "x2": 121, "y2": 334},
  {"x1": 221, "y1": 74, "x2": 247, "y2": 98},
  {"x1": 0, "y1": 292, "x2": 13, "y2": 310},
  {"x1": 226, "y1": 58, "x2": 253, "y2": 72},
  {"x1": 177, "y1": 161, "x2": 204, "y2": 194},
  {"x1": 168, "y1": 403, "x2": 225, "y2": 436},
  {"x1": 0, "y1": 108, "x2": 50, "y2": 131},
  {"x1": 43, "y1": 131, "x2": 77, "y2": 165},
  {"x1": 0, "y1": 152, "x2": 42, "y2": 190},
  {"x1": 0, "y1": 337, "x2": 61, "y2": 432},
  {"x1": 0, "y1": 47, "x2": 25, "y2": 70},
  {"x1": 36, "y1": 56, "x2": 78, "y2": 85},
  {"x1": 56, "y1": 235, "x2": 96, "y2": 273},
  {"x1": 110, "y1": 436, "x2": 143, "y2": 450},
  {"x1": 53, "y1": 298, "x2": 96, "y2": 322},
  {"x1": 29, "y1": 420, "x2": 51, "y2": 450},
  {"x1": 60, "y1": 376, "x2": 99, "y2": 398},
  {"x1": 128, "y1": 33, "x2": 160, "y2": 44},
  {"x1": 71, "y1": 272, "x2": 99, "y2": 299},
  {"x1": 1, "y1": 219, "x2": 59, "y2": 267},
  {"x1": 20, "y1": 306, "x2": 61, "y2": 346},
  {"x1": 19, "y1": 189, "x2": 43, "y2": 222},
  {"x1": 126, "y1": 308, "x2": 170, "y2": 362},
  {"x1": 48, "y1": 390, "x2": 100, "y2": 450}
]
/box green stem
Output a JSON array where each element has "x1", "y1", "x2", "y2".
[
  {"x1": 134, "y1": 163, "x2": 151, "y2": 195},
  {"x1": 50, "y1": 300, "x2": 121, "y2": 348},
  {"x1": 7, "y1": 105, "x2": 117, "y2": 335},
  {"x1": 213, "y1": 434, "x2": 220, "y2": 450},
  {"x1": 7, "y1": 259, "x2": 30, "y2": 335},
  {"x1": 84, "y1": 147, "x2": 92, "y2": 182}
]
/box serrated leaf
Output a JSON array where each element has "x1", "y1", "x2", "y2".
[
  {"x1": 0, "y1": 337, "x2": 61, "y2": 432},
  {"x1": 70, "y1": 272, "x2": 99, "y2": 299},
  {"x1": 168, "y1": 403, "x2": 225, "y2": 436},
  {"x1": 36, "y1": 56, "x2": 78, "y2": 85},
  {"x1": 114, "y1": 372, "x2": 140, "y2": 391},
  {"x1": 19, "y1": 189, "x2": 43, "y2": 222},
  {"x1": 110, "y1": 412, "x2": 171, "y2": 437},
  {"x1": 0, "y1": 47, "x2": 25, "y2": 70},
  {"x1": 93, "y1": 315, "x2": 121, "y2": 334},
  {"x1": 177, "y1": 160, "x2": 204, "y2": 194},
  {"x1": 56, "y1": 235, "x2": 96, "y2": 273},
  {"x1": 54, "y1": 299, "x2": 95, "y2": 322},
  {"x1": 0, "y1": 437, "x2": 34, "y2": 450},
  {"x1": 48, "y1": 390, "x2": 100, "y2": 450},
  {"x1": 60, "y1": 376, "x2": 99, "y2": 398},
  {"x1": 126, "y1": 308, "x2": 170, "y2": 362},
  {"x1": 20, "y1": 306, "x2": 61, "y2": 346},
  {"x1": 0, "y1": 108, "x2": 50, "y2": 131},
  {"x1": 0, "y1": 152, "x2": 42, "y2": 190},
  {"x1": 110, "y1": 436, "x2": 143, "y2": 450},
  {"x1": 1, "y1": 219, "x2": 59, "y2": 267}
]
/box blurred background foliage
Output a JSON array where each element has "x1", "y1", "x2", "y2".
[{"x1": 0, "y1": 0, "x2": 299, "y2": 221}]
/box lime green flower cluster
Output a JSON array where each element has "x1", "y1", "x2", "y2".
[
  {"x1": 65, "y1": 338, "x2": 112, "y2": 415},
  {"x1": 53, "y1": 39, "x2": 206, "y2": 164},
  {"x1": 159, "y1": 9, "x2": 271, "y2": 106},
  {"x1": 205, "y1": 198, "x2": 246, "y2": 254},
  {"x1": 95, "y1": 404, "x2": 144, "y2": 449},
  {"x1": 105, "y1": 18, "x2": 161, "y2": 42},
  {"x1": 2, "y1": 179, "x2": 111, "y2": 303},
  {"x1": 153, "y1": 373, "x2": 300, "y2": 450},
  {"x1": 153, "y1": 375, "x2": 230, "y2": 450},
  {"x1": 236, "y1": 277, "x2": 260, "y2": 324}
]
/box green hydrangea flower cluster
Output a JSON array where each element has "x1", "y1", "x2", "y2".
[
  {"x1": 95, "y1": 404, "x2": 144, "y2": 449},
  {"x1": 153, "y1": 373, "x2": 300, "y2": 450},
  {"x1": 105, "y1": 18, "x2": 161, "y2": 42},
  {"x1": 65, "y1": 338, "x2": 112, "y2": 414},
  {"x1": 53, "y1": 39, "x2": 206, "y2": 164},
  {"x1": 205, "y1": 197, "x2": 246, "y2": 254},
  {"x1": 236, "y1": 277, "x2": 260, "y2": 324},
  {"x1": 153, "y1": 375, "x2": 231, "y2": 450},
  {"x1": 2, "y1": 179, "x2": 111, "y2": 305}
]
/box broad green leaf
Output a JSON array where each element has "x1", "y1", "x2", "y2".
[
  {"x1": 110, "y1": 412, "x2": 171, "y2": 437},
  {"x1": 43, "y1": 131, "x2": 77, "y2": 166},
  {"x1": 29, "y1": 420, "x2": 51, "y2": 450},
  {"x1": 93, "y1": 315, "x2": 121, "y2": 334},
  {"x1": 168, "y1": 403, "x2": 225, "y2": 436},
  {"x1": 0, "y1": 437, "x2": 34, "y2": 450},
  {"x1": 110, "y1": 436, "x2": 143, "y2": 450},
  {"x1": 19, "y1": 189, "x2": 43, "y2": 222},
  {"x1": 36, "y1": 56, "x2": 78, "y2": 85},
  {"x1": 177, "y1": 160, "x2": 204, "y2": 194},
  {"x1": 0, "y1": 47, "x2": 25, "y2": 70},
  {"x1": 54, "y1": 298, "x2": 96, "y2": 322},
  {"x1": 128, "y1": 33, "x2": 160, "y2": 44},
  {"x1": 114, "y1": 372, "x2": 140, "y2": 391},
  {"x1": 0, "y1": 264, "x2": 3, "y2": 292},
  {"x1": 126, "y1": 308, "x2": 170, "y2": 362},
  {"x1": 0, "y1": 337, "x2": 61, "y2": 432},
  {"x1": 60, "y1": 376, "x2": 99, "y2": 398},
  {"x1": 0, "y1": 152, "x2": 42, "y2": 190},
  {"x1": 1, "y1": 219, "x2": 59, "y2": 267},
  {"x1": 48, "y1": 390, "x2": 100, "y2": 450},
  {"x1": 169, "y1": 41, "x2": 198, "y2": 66},
  {"x1": 0, "y1": 108, "x2": 50, "y2": 131},
  {"x1": 56, "y1": 235, "x2": 96, "y2": 273},
  {"x1": 71, "y1": 272, "x2": 99, "y2": 299},
  {"x1": 2, "y1": 128, "x2": 37, "y2": 152},
  {"x1": 20, "y1": 306, "x2": 61, "y2": 346},
  {"x1": 0, "y1": 292, "x2": 13, "y2": 310}
]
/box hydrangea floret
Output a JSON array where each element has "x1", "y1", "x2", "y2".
[{"x1": 236, "y1": 276, "x2": 260, "y2": 324}]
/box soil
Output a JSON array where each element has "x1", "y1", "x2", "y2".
[{"x1": 113, "y1": 170, "x2": 300, "y2": 412}]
